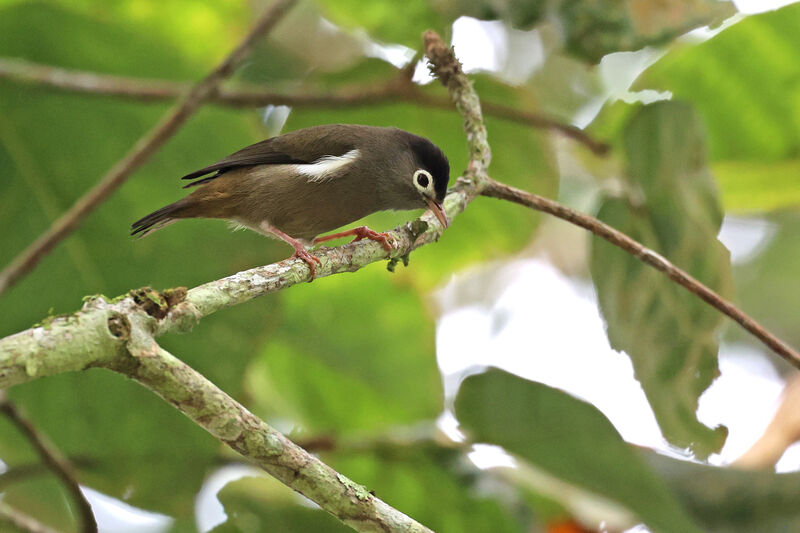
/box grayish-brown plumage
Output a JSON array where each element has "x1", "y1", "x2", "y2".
[{"x1": 131, "y1": 124, "x2": 450, "y2": 276}]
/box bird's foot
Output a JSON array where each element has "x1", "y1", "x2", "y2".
[
  {"x1": 314, "y1": 226, "x2": 395, "y2": 252},
  {"x1": 290, "y1": 246, "x2": 322, "y2": 280}
]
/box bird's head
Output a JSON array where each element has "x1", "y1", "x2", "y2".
[{"x1": 407, "y1": 135, "x2": 450, "y2": 228}]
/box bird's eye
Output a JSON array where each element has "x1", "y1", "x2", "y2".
[{"x1": 414, "y1": 169, "x2": 432, "y2": 192}]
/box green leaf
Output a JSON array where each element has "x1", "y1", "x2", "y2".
[
  {"x1": 591, "y1": 101, "x2": 731, "y2": 458},
  {"x1": 640, "y1": 4, "x2": 800, "y2": 212},
  {"x1": 456, "y1": 369, "x2": 704, "y2": 533},
  {"x1": 712, "y1": 160, "x2": 800, "y2": 213}
]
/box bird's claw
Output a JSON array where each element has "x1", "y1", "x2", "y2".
[
  {"x1": 291, "y1": 249, "x2": 322, "y2": 280},
  {"x1": 350, "y1": 227, "x2": 395, "y2": 252}
]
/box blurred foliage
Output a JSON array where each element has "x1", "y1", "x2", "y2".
[
  {"x1": 591, "y1": 102, "x2": 731, "y2": 459},
  {"x1": 319, "y1": 0, "x2": 735, "y2": 62},
  {"x1": 0, "y1": 0, "x2": 799, "y2": 532},
  {"x1": 732, "y1": 212, "x2": 800, "y2": 353},
  {"x1": 644, "y1": 450, "x2": 800, "y2": 532}
]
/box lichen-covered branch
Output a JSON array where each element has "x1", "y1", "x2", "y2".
[{"x1": 124, "y1": 340, "x2": 433, "y2": 532}]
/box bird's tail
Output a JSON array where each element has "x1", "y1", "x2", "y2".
[{"x1": 131, "y1": 200, "x2": 190, "y2": 238}]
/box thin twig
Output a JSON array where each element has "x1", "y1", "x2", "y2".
[
  {"x1": 0, "y1": 0, "x2": 298, "y2": 297},
  {"x1": 481, "y1": 178, "x2": 800, "y2": 369},
  {"x1": 0, "y1": 501, "x2": 63, "y2": 533},
  {"x1": 0, "y1": 56, "x2": 609, "y2": 155},
  {"x1": 0, "y1": 392, "x2": 96, "y2": 533}
]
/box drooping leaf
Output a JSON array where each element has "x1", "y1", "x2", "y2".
[
  {"x1": 591, "y1": 101, "x2": 731, "y2": 458},
  {"x1": 456, "y1": 369, "x2": 704, "y2": 533}
]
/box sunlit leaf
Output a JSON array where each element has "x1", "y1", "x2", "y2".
[
  {"x1": 591, "y1": 101, "x2": 731, "y2": 458},
  {"x1": 456, "y1": 369, "x2": 704, "y2": 533},
  {"x1": 640, "y1": 4, "x2": 800, "y2": 212}
]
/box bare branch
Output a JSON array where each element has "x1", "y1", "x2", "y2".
[
  {"x1": 0, "y1": 56, "x2": 609, "y2": 155},
  {"x1": 0, "y1": 392, "x2": 96, "y2": 533},
  {"x1": 0, "y1": 0, "x2": 298, "y2": 297},
  {"x1": 0, "y1": 501, "x2": 63, "y2": 533},
  {"x1": 481, "y1": 178, "x2": 800, "y2": 369}
]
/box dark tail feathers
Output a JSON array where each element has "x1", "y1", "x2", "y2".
[{"x1": 131, "y1": 201, "x2": 187, "y2": 238}]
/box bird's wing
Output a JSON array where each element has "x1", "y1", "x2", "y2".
[{"x1": 181, "y1": 125, "x2": 361, "y2": 187}]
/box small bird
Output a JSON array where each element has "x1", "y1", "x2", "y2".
[{"x1": 131, "y1": 124, "x2": 450, "y2": 277}]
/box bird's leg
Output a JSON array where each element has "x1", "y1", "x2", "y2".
[
  {"x1": 313, "y1": 226, "x2": 394, "y2": 252},
  {"x1": 260, "y1": 223, "x2": 321, "y2": 279}
]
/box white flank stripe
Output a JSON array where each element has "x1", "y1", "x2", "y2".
[{"x1": 295, "y1": 149, "x2": 360, "y2": 182}]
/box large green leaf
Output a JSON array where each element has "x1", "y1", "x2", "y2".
[
  {"x1": 456, "y1": 369, "x2": 703, "y2": 533},
  {"x1": 590, "y1": 101, "x2": 731, "y2": 458},
  {"x1": 640, "y1": 4, "x2": 800, "y2": 212}
]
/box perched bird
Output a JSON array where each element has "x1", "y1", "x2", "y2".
[{"x1": 131, "y1": 124, "x2": 450, "y2": 277}]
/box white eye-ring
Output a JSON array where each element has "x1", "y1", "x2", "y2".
[{"x1": 413, "y1": 169, "x2": 433, "y2": 193}]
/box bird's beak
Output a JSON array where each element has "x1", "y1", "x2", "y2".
[{"x1": 425, "y1": 198, "x2": 449, "y2": 229}]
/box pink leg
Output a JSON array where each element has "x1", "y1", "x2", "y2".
[
  {"x1": 261, "y1": 223, "x2": 321, "y2": 279},
  {"x1": 313, "y1": 226, "x2": 394, "y2": 252}
]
